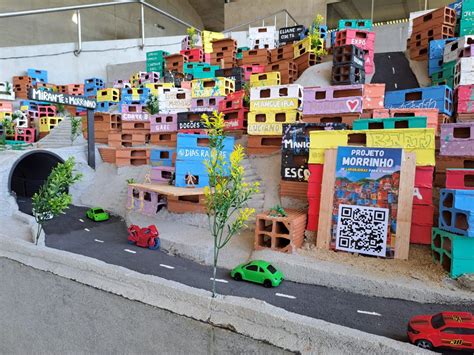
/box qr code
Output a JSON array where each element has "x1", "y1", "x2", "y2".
[{"x1": 335, "y1": 204, "x2": 389, "y2": 257}]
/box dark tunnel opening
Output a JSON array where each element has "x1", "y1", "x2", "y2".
[{"x1": 9, "y1": 151, "x2": 64, "y2": 198}]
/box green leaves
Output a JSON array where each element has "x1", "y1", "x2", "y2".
[
  {"x1": 71, "y1": 116, "x2": 82, "y2": 143},
  {"x1": 31, "y1": 157, "x2": 82, "y2": 244}
]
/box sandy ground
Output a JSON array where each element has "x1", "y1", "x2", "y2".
[{"x1": 298, "y1": 242, "x2": 446, "y2": 285}]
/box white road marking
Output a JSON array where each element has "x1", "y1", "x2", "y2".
[
  {"x1": 357, "y1": 310, "x2": 382, "y2": 316},
  {"x1": 160, "y1": 264, "x2": 175, "y2": 269},
  {"x1": 61, "y1": 212, "x2": 66, "y2": 215},
  {"x1": 210, "y1": 278, "x2": 228, "y2": 283},
  {"x1": 394, "y1": 83, "x2": 398, "y2": 89},
  {"x1": 94, "y1": 239, "x2": 104, "y2": 243},
  {"x1": 392, "y1": 67, "x2": 395, "y2": 74},
  {"x1": 388, "y1": 55, "x2": 391, "y2": 59},
  {"x1": 124, "y1": 249, "x2": 136, "y2": 254},
  {"x1": 84, "y1": 228, "x2": 90, "y2": 232},
  {"x1": 275, "y1": 293, "x2": 296, "y2": 299},
  {"x1": 79, "y1": 218, "x2": 84, "y2": 223}
]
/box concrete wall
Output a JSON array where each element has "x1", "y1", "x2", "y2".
[
  {"x1": 0, "y1": 31, "x2": 249, "y2": 84},
  {"x1": 224, "y1": 0, "x2": 327, "y2": 30},
  {"x1": 0, "y1": 258, "x2": 290, "y2": 354},
  {"x1": 0, "y1": 0, "x2": 204, "y2": 47}
]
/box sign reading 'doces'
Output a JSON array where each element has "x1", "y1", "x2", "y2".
[
  {"x1": 28, "y1": 88, "x2": 97, "y2": 109},
  {"x1": 278, "y1": 25, "x2": 305, "y2": 44}
]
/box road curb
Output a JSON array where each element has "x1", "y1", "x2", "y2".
[
  {"x1": 0, "y1": 234, "x2": 428, "y2": 354},
  {"x1": 252, "y1": 249, "x2": 474, "y2": 305}
]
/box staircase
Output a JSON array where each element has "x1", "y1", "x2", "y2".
[
  {"x1": 36, "y1": 117, "x2": 74, "y2": 149},
  {"x1": 241, "y1": 157, "x2": 265, "y2": 215}
]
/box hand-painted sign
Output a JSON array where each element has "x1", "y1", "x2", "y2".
[
  {"x1": 278, "y1": 25, "x2": 306, "y2": 44},
  {"x1": 29, "y1": 88, "x2": 97, "y2": 109}
]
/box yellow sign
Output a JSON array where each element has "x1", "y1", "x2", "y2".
[
  {"x1": 250, "y1": 98, "x2": 301, "y2": 111},
  {"x1": 248, "y1": 110, "x2": 300, "y2": 135},
  {"x1": 308, "y1": 128, "x2": 436, "y2": 165}
]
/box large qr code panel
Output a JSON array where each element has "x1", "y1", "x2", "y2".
[{"x1": 336, "y1": 204, "x2": 389, "y2": 257}]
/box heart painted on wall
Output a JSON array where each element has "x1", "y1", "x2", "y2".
[{"x1": 346, "y1": 99, "x2": 359, "y2": 112}]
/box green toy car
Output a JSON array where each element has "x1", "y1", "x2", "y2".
[
  {"x1": 86, "y1": 207, "x2": 110, "y2": 222},
  {"x1": 230, "y1": 260, "x2": 284, "y2": 288}
]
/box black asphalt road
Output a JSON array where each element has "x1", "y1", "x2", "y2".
[
  {"x1": 372, "y1": 52, "x2": 420, "y2": 91},
  {"x1": 18, "y1": 200, "x2": 473, "y2": 350}
]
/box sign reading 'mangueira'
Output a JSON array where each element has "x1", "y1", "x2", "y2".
[{"x1": 28, "y1": 88, "x2": 97, "y2": 109}]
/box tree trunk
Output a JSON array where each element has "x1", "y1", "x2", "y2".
[{"x1": 212, "y1": 243, "x2": 219, "y2": 298}]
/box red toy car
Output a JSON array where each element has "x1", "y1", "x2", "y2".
[
  {"x1": 127, "y1": 224, "x2": 160, "y2": 250},
  {"x1": 407, "y1": 311, "x2": 474, "y2": 351}
]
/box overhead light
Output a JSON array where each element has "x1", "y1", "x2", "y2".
[{"x1": 72, "y1": 13, "x2": 78, "y2": 24}]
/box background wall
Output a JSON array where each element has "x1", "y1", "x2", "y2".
[{"x1": 0, "y1": 0, "x2": 206, "y2": 47}]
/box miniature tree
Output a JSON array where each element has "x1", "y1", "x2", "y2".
[
  {"x1": 70, "y1": 116, "x2": 82, "y2": 144},
  {"x1": 186, "y1": 27, "x2": 199, "y2": 49},
  {"x1": 145, "y1": 94, "x2": 160, "y2": 115},
  {"x1": 32, "y1": 157, "x2": 82, "y2": 245},
  {"x1": 309, "y1": 14, "x2": 328, "y2": 57},
  {"x1": 201, "y1": 111, "x2": 260, "y2": 298}
]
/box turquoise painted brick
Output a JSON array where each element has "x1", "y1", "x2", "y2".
[{"x1": 352, "y1": 117, "x2": 427, "y2": 130}]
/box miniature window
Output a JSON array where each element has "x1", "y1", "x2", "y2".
[
  {"x1": 133, "y1": 189, "x2": 140, "y2": 198},
  {"x1": 144, "y1": 192, "x2": 152, "y2": 202},
  {"x1": 246, "y1": 265, "x2": 258, "y2": 271},
  {"x1": 441, "y1": 327, "x2": 460, "y2": 334},
  {"x1": 258, "y1": 267, "x2": 265, "y2": 273}
]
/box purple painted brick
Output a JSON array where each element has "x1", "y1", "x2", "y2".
[
  {"x1": 191, "y1": 96, "x2": 225, "y2": 112},
  {"x1": 150, "y1": 113, "x2": 178, "y2": 132},
  {"x1": 303, "y1": 85, "x2": 363, "y2": 115},
  {"x1": 122, "y1": 104, "x2": 144, "y2": 114},
  {"x1": 127, "y1": 185, "x2": 166, "y2": 216},
  {"x1": 440, "y1": 122, "x2": 474, "y2": 156},
  {"x1": 151, "y1": 166, "x2": 175, "y2": 183}
]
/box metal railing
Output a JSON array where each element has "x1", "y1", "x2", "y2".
[
  {"x1": 223, "y1": 9, "x2": 298, "y2": 33},
  {"x1": 0, "y1": 1, "x2": 299, "y2": 55},
  {"x1": 0, "y1": 0, "x2": 200, "y2": 55}
]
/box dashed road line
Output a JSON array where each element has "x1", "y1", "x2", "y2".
[
  {"x1": 392, "y1": 67, "x2": 395, "y2": 74},
  {"x1": 275, "y1": 293, "x2": 296, "y2": 299},
  {"x1": 394, "y1": 83, "x2": 398, "y2": 89},
  {"x1": 159, "y1": 264, "x2": 175, "y2": 269},
  {"x1": 124, "y1": 249, "x2": 136, "y2": 254},
  {"x1": 357, "y1": 310, "x2": 382, "y2": 316},
  {"x1": 94, "y1": 239, "x2": 104, "y2": 243},
  {"x1": 84, "y1": 228, "x2": 90, "y2": 232},
  {"x1": 79, "y1": 218, "x2": 84, "y2": 223},
  {"x1": 210, "y1": 278, "x2": 228, "y2": 284}
]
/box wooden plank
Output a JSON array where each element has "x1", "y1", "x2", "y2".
[
  {"x1": 316, "y1": 149, "x2": 337, "y2": 249},
  {"x1": 129, "y1": 183, "x2": 205, "y2": 196},
  {"x1": 394, "y1": 151, "x2": 416, "y2": 260}
]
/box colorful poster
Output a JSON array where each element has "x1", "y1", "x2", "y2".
[{"x1": 332, "y1": 146, "x2": 403, "y2": 258}]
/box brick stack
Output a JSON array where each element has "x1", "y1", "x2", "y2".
[
  {"x1": 149, "y1": 147, "x2": 176, "y2": 185},
  {"x1": 146, "y1": 50, "x2": 169, "y2": 76},
  {"x1": 247, "y1": 84, "x2": 303, "y2": 154},
  {"x1": 335, "y1": 29, "x2": 376, "y2": 74},
  {"x1": 12, "y1": 76, "x2": 32, "y2": 99},
  {"x1": 428, "y1": 38, "x2": 457, "y2": 76},
  {"x1": 211, "y1": 38, "x2": 237, "y2": 69},
  {"x1": 409, "y1": 7, "x2": 456, "y2": 61},
  {"x1": 27, "y1": 68, "x2": 47, "y2": 86},
  {"x1": 184, "y1": 63, "x2": 220, "y2": 79},
  {"x1": 215, "y1": 67, "x2": 245, "y2": 90},
  {"x1": 248, "y1": 26, "x2": 276, "y2": 50},
  {"x1": 293, "y1": 37, "x2": 319, "y2": 76},
  {"x1": 456, "y1": 84, "x2": 474, "y2": 121},
  {"x1": 331, "y1": 44, "x2": 365, "y2": 85},
  {"x1": 218, "y1": 90, "x2": 248, "y2": 131},
  {"x1": 165, "y1": 53, "x2": 188, "y2": 73},
  {"x1": 254, "y1": 209, "x2": 307, "y2": 253},
  {"x1": 302, "y1": 85, "x2": 363, "y2": 127}
]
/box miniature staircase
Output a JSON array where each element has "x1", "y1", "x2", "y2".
[
  {"x1": 241, "y1": 157, "x2": 265, "y2": 215},
  {"x1": 36, "y1": 117, "x2": 73, "y2": 149}
]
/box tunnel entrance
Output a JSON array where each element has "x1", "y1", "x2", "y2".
[{"x1": 9, "y1": 151, "x2": 64, "y2": 198}]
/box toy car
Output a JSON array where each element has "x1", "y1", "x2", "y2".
[
  {"x1": 407, "y1": 311, "x2": 474, "y2": 351},
  {"x1": 127, "y1": 224, "x2": 160, "y2": 250},
  {"x1": 230, "y1": 260, "x2": 284, "y2": 288},
  {"x1": 86, "y1": 207, "x2": 109, "y2": 222}
]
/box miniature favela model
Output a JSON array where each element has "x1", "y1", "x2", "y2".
[{"x1": 2, "y1": 1, "x2": 474, "y2": 353}]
